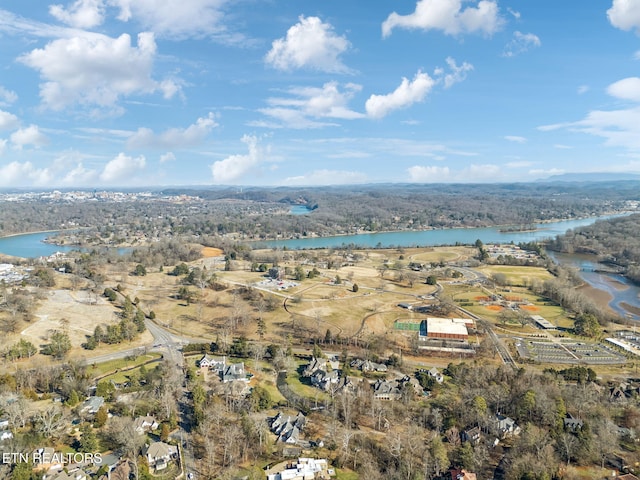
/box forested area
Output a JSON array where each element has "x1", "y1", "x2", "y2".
[
  {"x1": 548, "y1": 213, "x2": 640, "y2": 283},
  {"x1": 0, "y1": 182, "x2": 638, "y2": 241}
]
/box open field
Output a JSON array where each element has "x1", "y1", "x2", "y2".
[{"x1": 477, "y1": 265, "x2": 553, "y2": 286}]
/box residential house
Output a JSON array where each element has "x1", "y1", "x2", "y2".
[
  {"x1": 134, "y1": 415, "x2": 159, "y2": 435},
  {"x1": 563, "y1": 414, "x2": 583, "y2": 432},
  {"x1": 461, "y1": 426, "x2": 482, "y2": 445},
  {"x1": 270, "y1": 411, "x2": 307, "y2": 444},
  {"x1": 43, "y1": 469, "x2": 88, "y2": 480},
  {"x1": 372, "y1": 378, "x2": 403, "y2": 401},
  {"x1": 449, "y1": 468, "x2": 477, "y2": 480},
  {"x1": 350, "y1": 359, "x2": 388, "y2": 373},
  {"x1": 144, "y1": 441, "x2": 178, "y2": 471},
  {"x1": 80, "y1": 396, "x2": 104, "y2": 414},
  {"x1": 310, "y1": 369, "x2": 340, "y2": 391},
  {"x1": 491, "y1": 414, "x2": 520, "y2": 438},
  {"x1": 303, "y1": 357, "x2": 326, "y2": 377},
  {"x1": 266, "y1": 458, "x2": 335, "y2": 480},
  {"x1": 197, "y1": 355, "x2": 225, "y2": 371},
  {"x1": 221, "y1": 363, "x2": 248, "y2": 383},
  {"x1": 427, "y1": 367, "x2": 444, "y2": 383}
]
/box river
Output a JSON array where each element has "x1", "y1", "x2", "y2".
[
  {"x1": 256, "y1": 214, "x2": 626, "y2": 250},
  {"x1": 1, "y1": 214, "x2": 637, "y2": 318},
  {"x1": 0, "y1": 231, "x2": 80, "y2": 258}
]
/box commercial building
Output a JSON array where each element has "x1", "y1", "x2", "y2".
[{"x1": 419, "y1": 318, "x2": 469, "y2": 342}]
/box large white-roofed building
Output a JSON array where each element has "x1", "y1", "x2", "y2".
[{"x1": 419, "y1": 318, "x2": 469, "y2": 342}]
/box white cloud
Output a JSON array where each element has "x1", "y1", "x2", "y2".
[
  {"x1": 61, "y1": 162, "x2": 99, "y2": 185},
  {"x1": 636, "y1": 50, "x2": 640, "y2": 60},
  {"x1": 503, "y1": 31, "x2": 541, "y2": 57},
  {"x1": 19, "y1": 32, "x2": 180, "y2": 111},
  {"x1": 0, "y1": 161, "x2": 52, "y2": 186},
  {"x1": 210, "y1": 135, "x2": 264, "y2": 183},
  {"x1": 437, "y1": 57, "x2": 473, "y2": 88},
  {"x1": 366, "y1": 71, "x2": 435, "y2": 119},
  {"x1": 0, "y1": 86, "x2": 18, "y2": 106},
  {"x1": 507, "y1": 7, "x2": 520, "y2": 19},
  {"x1": 577, "y1": 85, "x2": 589, "y2": 95},
  {"x1": 607, "y1": 77, "x2": 640, "y2": 102},
  {"x1": 265, "y1": 16, "x2": 351, "y2": 73},
  {"x1": 408, "y1": 163, "x2": 507, "y2": 182},
  {"x1": 160, "y1": 152, "x2": 176, "y2": 163},
  {"x1": 504, "y1": 135, "x2": 527, "y2": 143},
  {"x1": 0, "y1": 139, "x2": 6, "y2": 156},
  {"x1": 607, "y1": 0, "x2": 640, "y2": 33},
  {"x1": 127, "y1": 113, "x2": 218, "y2": 149},
  {"x1": 110, "y1": 0, "x2": 234, "y2": 41},
  {"x1": 259, "y1": 82, "x2": 364, "y2": 129},
  {"x1": 382, "y1": 0, "x2": 503, "y2": 38},
  {"x1": 0, "y1": 110, "x2": 19, "y2": 130},
  {"x1": 283, "y1": 169, "x2": 368, "y2": 186},
  {"x1": 49, "y1": 0, "x2": 105, "y2": 28},
  {"x1": 554, "y1": 144, "x2": 573, "y2": 149},
  {"x1": 100, "y1": 152, "x2": 146, "y2": 183},
  {"x1": 505, "y1": 160, "x2": 532, "y2": 168},
  {"x1": 407, "y1": 165, "x2": 451, "y2": 182},
  {"x1": 10, "y1": 125, "x2": 48, "y2": 149},
  {"x1": 528, "y1": 168, "x2": 565, "y2": 178},
  {"x1": 538, "y1": 77, "x2": 640, "y2": 150}
]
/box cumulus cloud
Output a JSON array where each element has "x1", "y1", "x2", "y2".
[
  {"x1": 503, "y1": 31, "x2": 541, "y2": 57},
  {"x1": 10, "y1": 125, "x2": 48, "y2": 149},
  {"x1": 160, "y1": 152, "x2": 176, "y2": 163},
  {"x1": 265, "y1": 16, "x2": 352, "y2": 73},
  {"x1": 49, "y1": 0, "x2": 105, "y2": 28},
  {"x1": 211, "y1": 135, "x2": 264, "y2": 183},
  {"x1": 18, "y1": 32, "x2": 180, "y2": 111},
  {"x1": 0, "y1": 139, "x2": 6, "y2": 156},
  {"x1": 127, "y1": 113, "x2": 218, "y2": 149},
  {"x1": 607, "y1": 0, "x2": 640, "y2": 33},
  {"x1": 0, "y1": 161, "x2": 52, "y2": 186},
  {"x1": 607, "y1": 77, "x2": 640, "y2": 102},
  {"x1": 382, "y1": 0, "x2": 503, "y2": 38},
  {"x1": 366, "y1": 71, "x2": 435, "y2": 119},
  {"x1": 258, "y1": 82, "x2": 364, "y2": 129},
  {"x1": 61, "y1": 162, "x2": 99, "y2": 185},
  {"x1": 283, "y1": 169, "x2": 368, "y2": 186},
  {"x1": 407, "y1": 165, "x2": 451, "y2": 182},
  {"x1": 577, "y1": 85, "x2": 589, "y2": 95},
  {"x1": 111, "y1": 0, "x2": 234, "y2": 41},
  {"x1": 0, "y1": 86, "x2": 18, "y2": 106},
  {"x1": 0, "y1": 110, "x2": 19, "y2": 130},
  {"x1": 100, "y1": 152, "x2": 146, "y2": 183},
  {"x1": 504, "y1": 135, "x2": 527, "y2": 143}
]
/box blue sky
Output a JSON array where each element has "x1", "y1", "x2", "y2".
[{"x1": 1, "y1": 0, "x2": 640, "y2": 187}]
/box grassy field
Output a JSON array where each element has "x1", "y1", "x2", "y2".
[
  {"x1": 477, "y1": 265, "x2": 553, "y2": 286},
  {"x1": 89, "y1": 352, "x2": 162, "y2": 378}
]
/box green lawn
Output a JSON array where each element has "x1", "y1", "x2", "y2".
[{"x1": 89, "y1": 353, "x2": 162, "y2": 378}]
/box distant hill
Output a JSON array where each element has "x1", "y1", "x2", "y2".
[{"x1": 541, "y1": 172, "x2": 640, "y2": 183}]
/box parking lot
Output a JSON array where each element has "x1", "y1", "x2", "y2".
[{"x1": 516, "y1": 339, "x2": 626, "y2": 364}]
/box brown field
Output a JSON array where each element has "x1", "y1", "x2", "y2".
[
  {"x1": 485, "y1": 305, "x2": 503, "y2": 311},
  {"x1": 201, "y1": 246, "x2": 224, "y2": 258}
]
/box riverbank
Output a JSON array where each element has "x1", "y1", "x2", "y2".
[{"x1": 578, "y1": 284, "x2": 617, "y2": 316}]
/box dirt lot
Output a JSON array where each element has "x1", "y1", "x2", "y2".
[{"x1": 10, "y1": 288, "x2": 152, "y2": 359}]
